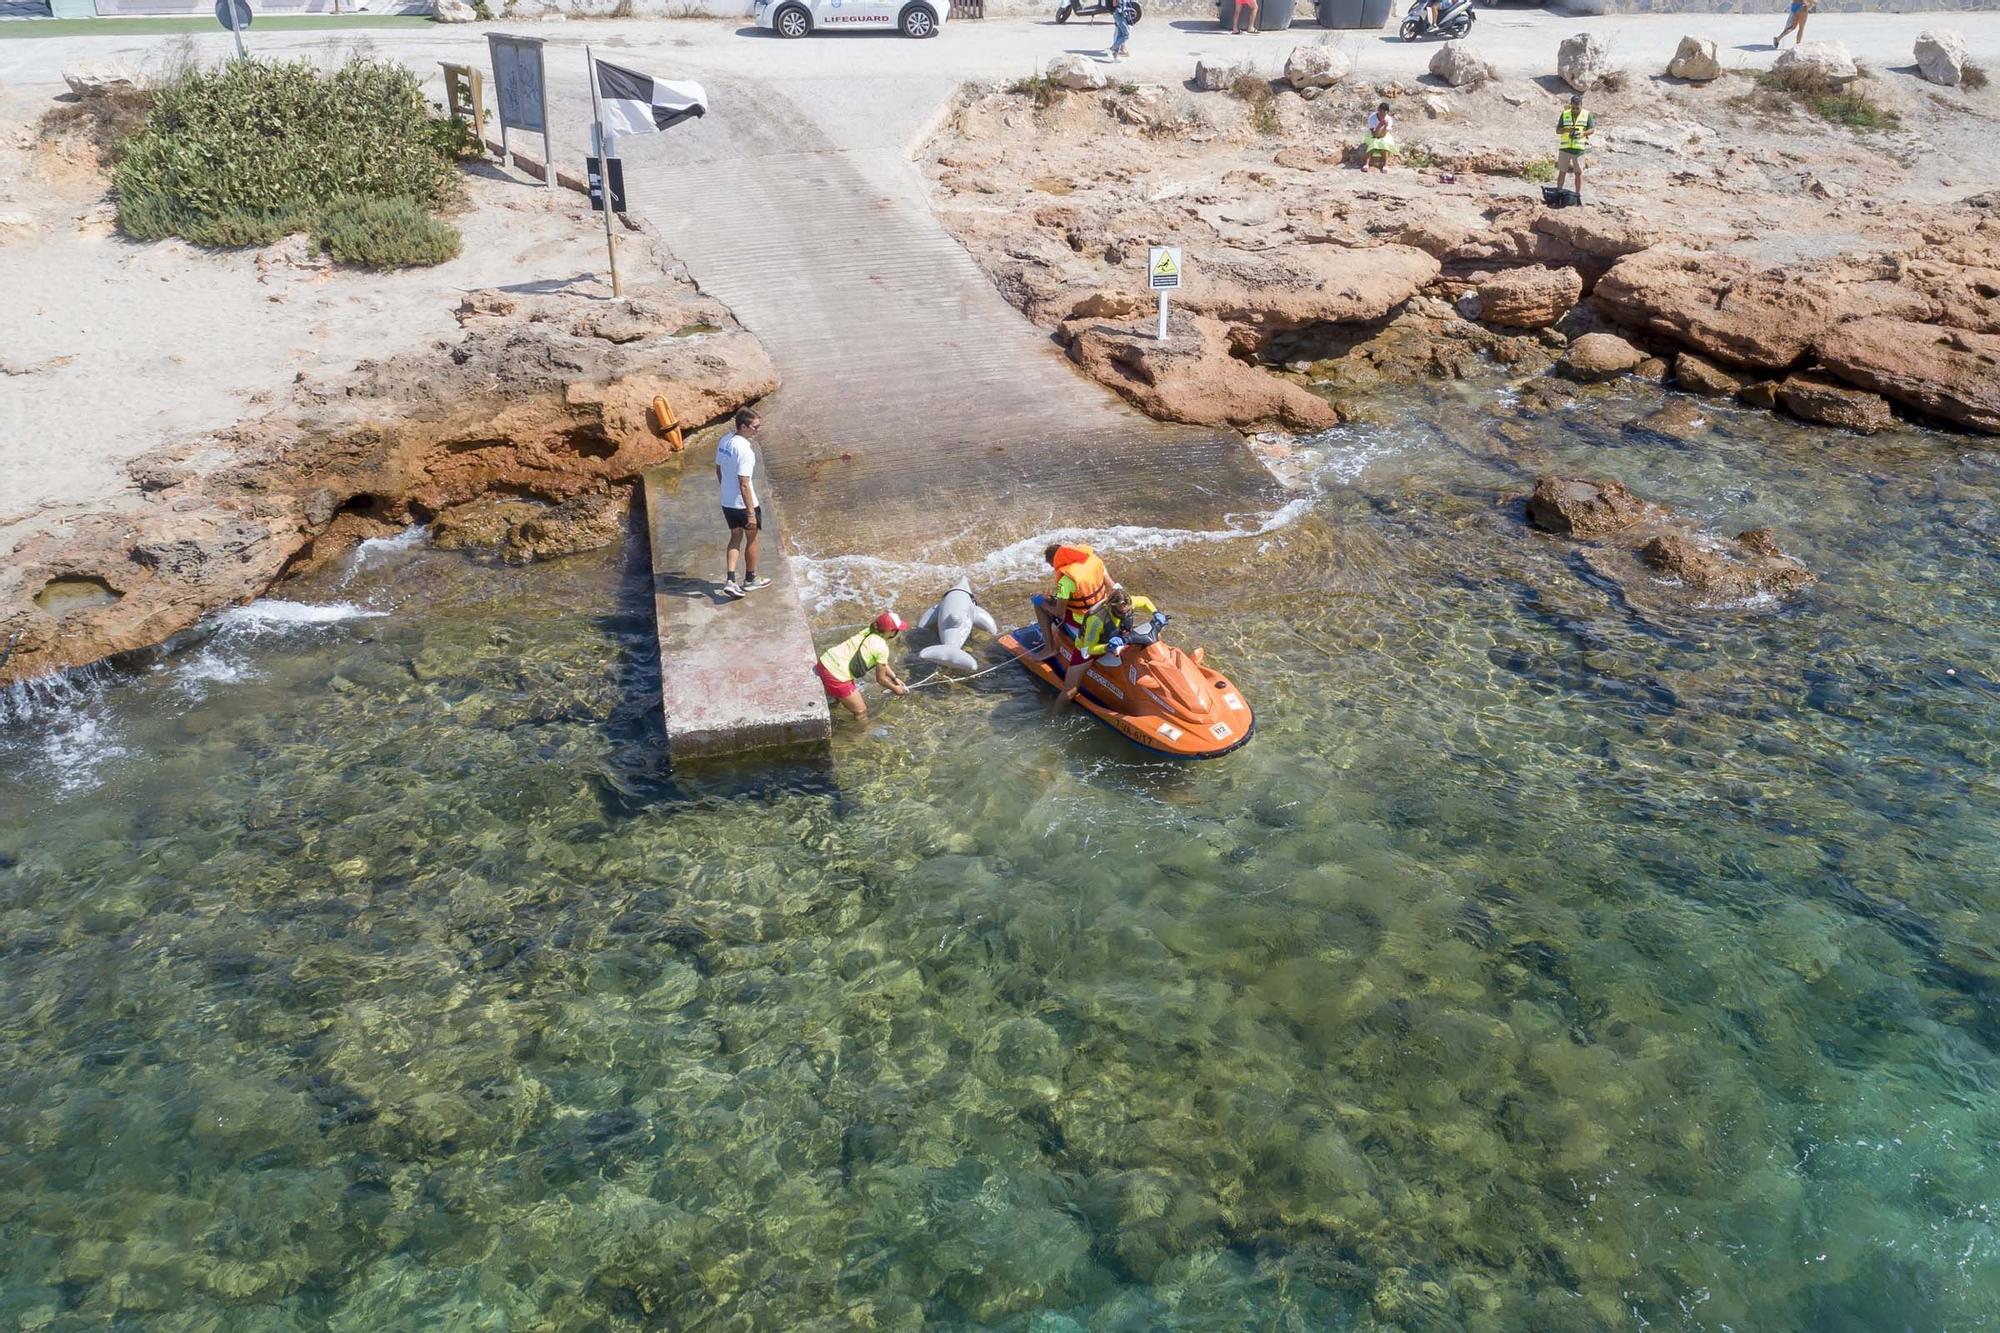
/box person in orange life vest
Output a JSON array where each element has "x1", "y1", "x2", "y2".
[{"x1": 1030, "y1": 541, "x2": 1111, "y2": 664}]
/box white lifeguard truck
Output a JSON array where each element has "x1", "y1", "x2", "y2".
[{"x1": 755, "y1": 0, "x2": 947, "y2": 38}]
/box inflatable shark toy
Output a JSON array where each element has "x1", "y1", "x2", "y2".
[{"x1": 917, "y1": 578, "x2": 997, "y2": 673}]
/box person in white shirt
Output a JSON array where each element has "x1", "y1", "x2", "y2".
[
  {"x1": 1363, "y1": 102, "x2": 1395, "y2": 173},
  {"x1": 714, "y1": 407, "x2": 770, "y2": 598}
]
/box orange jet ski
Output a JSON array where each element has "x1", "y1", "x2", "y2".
[{"x1": 999, "y1": 610, "x2": 1255, "y2": 759}]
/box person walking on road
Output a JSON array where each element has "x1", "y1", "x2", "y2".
[
  {"x1": 1109, "y1": 0, "x2": 1135, "y2": 60},
  {"x1": 1555, "y1": 92, "x2": 1595, "y2": 205},
  {"x1": 1229, "y1": 0, "x2": 1258, "y2": 35},
  {"x1": 715, "y1": 407, "x2": 771, "y2": 598},
  {"x1": 1776, "y1": 0, "x2": 1816, "y2": 48}
]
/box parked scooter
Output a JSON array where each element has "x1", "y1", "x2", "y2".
[
  {"x1": 1056, "y1": 0, "x2": 1142, "y2": 23},
  {"x1": 1398, "y1": 0, "x2": 1473, "y2": 39}
]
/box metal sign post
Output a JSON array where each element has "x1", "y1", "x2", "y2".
[
  {"x1": 215, "y1": 0, "x2": 251, "y2": 60},
  {"x1": 486, "y1": 34, "x2": 553, "y2": 188},
  {"x1": 584, "y1": 45, "x2": 621, "y2": 299},
  {"x1": 1149, "y1": 246, "x2": 1182, "y2": 341}
]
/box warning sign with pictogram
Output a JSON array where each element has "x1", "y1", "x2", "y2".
[{"x1": 1149, "y1": 246, "x2": 1182, "y2": 290}]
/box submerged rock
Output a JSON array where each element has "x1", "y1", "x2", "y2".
[
  {"x1": 1639, "y1": 529, "x2": 1816, "y2": 603},
  {"x1": 1527, "y1": 474, "x2": 1814, "y2": 612},
  {"x1": 1526, "y1": 475, "x2": 1663, "y2": 537}
]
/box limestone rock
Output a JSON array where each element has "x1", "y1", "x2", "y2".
[
  {"x1": 0, "y1": 210, "x2": 40, "y2": 246},
  {"x1": 1195, "y1": 60, "x2": 1253, "y2": 93},
  {"x1": 1064, "y1": 314, "x2": 1340, "y2": 433},
  {"x1": 62, "y1": 62, "x2": 142, "y2": 98},
  {"x1": 1557, "y1": 331, "x2": 1645, "y2": 382},
  {"x1": 434, "y1": 0, "x2": 479, "y2": 20},
  {"x1": 502, "y1": 0, "x2": 562, "y2": 18},
  {"x1": 1771, "y1": 41, "x2": 1858, "y2": 89},
  {"x1": 1667, "y1": 36, "x2": 1721, "y2": 82},
  {"x1": 1592, "y1": 249, "x2": 1934, "y2": 371},
  {"x1": 1914, "y1": 30, "x2": 1968, "y2": 87},
  {"x1": 1526, "y1": 475, "x2": 1664, "y2": 537},
  {"x1": 1639, "y1": 529, "x2": 1815, "y2": 603},
  {"x1": 1430, "y1": 42, "x2": 1495, "y2": 89},
  {"x1": 1673, "y1": 352, "x2": 1743, "y2": 397},
  {"x1": 1557, "y1": 32, "x2": 1615, "y2": 92},
  {"x1": 1284, "y1": 45, "x2": 1351, "y2": 91},
  {"x1": 1178, "y1": 243, "x2": 1440, "y2": 331},
  {"x1": 1047, "y1": 54, "x2": 1107, "y2": 92},
  {"x1": 0, "y1": 252, "x2": 776, "y2": 685},
  {"x1": 1475, "y1": 265, "x2": 1582, "y2": 328},
  {"x1": 1816, "y1": 317, "x2": 2000, "y2": 434},
  {"x1": 1776, "y1": 374, "x2": 1895, "y2": 433}
]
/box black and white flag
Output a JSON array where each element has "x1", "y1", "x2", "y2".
[{"x1": 594, "y1": 60, "x2": 708, "y2": 137}]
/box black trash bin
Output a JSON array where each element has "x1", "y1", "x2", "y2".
[
  {"x1": 1317, "y1": 0, "x2": 1365, "y2": 26},
  {"x1": 1360, "y1": 0, "x2": 1393, "y2": 27}
]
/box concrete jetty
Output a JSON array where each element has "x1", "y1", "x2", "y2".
[{"x1": 643, "y1": 452, "x2": 829, "y2": 762}]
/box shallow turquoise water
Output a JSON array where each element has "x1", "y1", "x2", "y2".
[{"x1": 2, "y1": 383, "x2": 1997, "y2": 1330}]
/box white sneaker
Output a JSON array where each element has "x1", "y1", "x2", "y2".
[
  {"x1": 740, "y1": 575, "x2": 773, "y2": 593},
  {"x1": 723, "y1": 582, "x2": 746, "y2": 599}
]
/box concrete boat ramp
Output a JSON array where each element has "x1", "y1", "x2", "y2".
[{"x1": 632, "y1": 82, "x2": 1272, "y2": 761}]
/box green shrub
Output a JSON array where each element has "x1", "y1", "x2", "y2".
[
  {"x1": 1749, "y1": 67, "x2": 1901, "y2": 130},
  {"x1": 113, "y1": 56, "x2": 465, "y2": 247},
  {"x1": 1401, "y1": 144, "x2": 1441, "y2": 170},
  {"x1": 1520, "y1": 155, "x2": 1557, "y2": 183},
  {"x1": 313, "y1": 194, "x2": 462, "y2": 268}
]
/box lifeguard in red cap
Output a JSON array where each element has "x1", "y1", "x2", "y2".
[{"x1": 813, "y1": 612, "x2": 911, "y2": 721}]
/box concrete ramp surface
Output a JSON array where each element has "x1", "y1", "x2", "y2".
[{"x1": 621, "y1": 80, "x2": 1274, "y2": 564}]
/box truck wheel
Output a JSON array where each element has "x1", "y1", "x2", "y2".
[
  {"x1": 775, "y1": 3, "x2": 810, "y2": 36},
  {"x1": 899, "y1": 2, "x2": 937, "y2": 35}
]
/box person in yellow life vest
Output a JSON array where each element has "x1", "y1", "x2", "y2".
[
  {"x1": 812, "y1": 612, "x2": 909, "y2": 721},
  {"x1": 1555, "y1": 92, "x2": 1595, "y2": 205},
  {"x1": 1031, "y1": 541, "x2": 1111, "y2": 663},
  {"x1": 1056, "y1": 585, "x2": 1158, "y2": 711}
]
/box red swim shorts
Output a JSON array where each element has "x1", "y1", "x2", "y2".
[{"x1": 814, "y1": 662, "x2": 858, "y2": 700}]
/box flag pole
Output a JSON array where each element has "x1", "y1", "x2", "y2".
[{"x1": 584, "y1": 45, "x2": 622, "y2": 299}]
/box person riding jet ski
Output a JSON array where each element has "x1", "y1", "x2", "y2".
[
  {"x1": 1055, "y1": 584, "x2": 1159, "y2": 711},
  {"x1": 1030, "y1": 541, "x2": 1111, "y2": 664}
]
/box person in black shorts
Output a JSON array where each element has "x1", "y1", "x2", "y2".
[{"x1": 715, "y1": 408, "x2": 770, "y2": 598}]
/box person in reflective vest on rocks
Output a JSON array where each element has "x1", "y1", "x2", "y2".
[
  {"x1": 1555, "y1": 92, "x2": 1595, "y2": 204},
  {"x1": 814, "y1": 612, "x2": 909, "y2": 721},
  {"x1": 1031, "y1": 541, "x2": 1111, "y2": 663}
]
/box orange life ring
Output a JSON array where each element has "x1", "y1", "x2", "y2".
[{"x1": 650, "y1": 394, "x2": 685, "y2": 452}]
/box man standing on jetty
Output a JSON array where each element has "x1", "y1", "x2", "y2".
[{"x1": 716, "y1": 408, "x2": 771, "y2": 598}]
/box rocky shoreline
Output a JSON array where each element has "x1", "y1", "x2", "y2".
[
  {"x1": 0, "y1": 240, "x2": 774, "y2": 685},
  {"x1": 928, "y1": 72, "x2": 1996, "y2": 443}
]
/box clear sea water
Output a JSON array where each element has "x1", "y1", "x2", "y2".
[{"x1": 2, "y1": 381, "x2": 1996, "y2": 1330}]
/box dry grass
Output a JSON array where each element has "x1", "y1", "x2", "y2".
[
  {"x1": 39, "y1": 84, "x2": 157, "y2": 167},
  {"x1": 1965, "y1": 64, "x2": 1990, "y2": 92}
]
